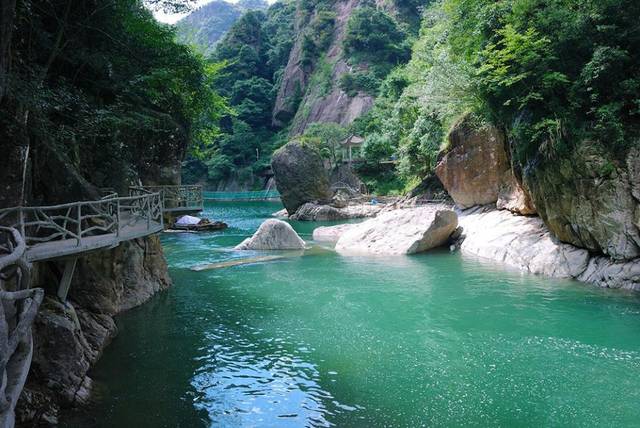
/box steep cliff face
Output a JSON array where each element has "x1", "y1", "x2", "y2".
[
  {"x1": 17, "y1": 235, "x2": 171, "y2": 425},
  {"x1": 272, "y1": 0, "x2": 375, "y2": 135},
  {"x1": 521, "y1": 143, "x2": 640, "y2": 260}
]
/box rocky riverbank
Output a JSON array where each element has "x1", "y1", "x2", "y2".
[
  {"x1": 16, "y1": 235, "x2": 171, "y2": 425},
  {"x1": 312, "y1": 204, "x2": 640, "y2": 291},
  {"x1": 458, "y1": 207, "x2": 640, "y2": 291}
]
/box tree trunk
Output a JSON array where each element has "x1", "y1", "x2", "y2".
[{"x1": 0, "y1": 0, "x2": 17, "y2": 102}]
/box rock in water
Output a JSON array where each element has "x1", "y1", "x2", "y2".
[
  {"x1": 458, "y1": 207, "x2": 590, "y2": 278},
  {"x1": 235, "y1": 219, "x2": 306, "y2": 250},
  {"x1": 271, "y1": 142, "x2": 332, "y2": 214},
  {"x1": 290, "y1": 202, "x2": 381, "y2": 221},
  {"x1": 435, "y1": 114, "x2": 535, "y2": 215},
  {"x1": 313, "y1": 224, "x2": 357, "y2": 243},
  {"x1": 335, "y1": 207, "x2": 458, "y2": 255}
]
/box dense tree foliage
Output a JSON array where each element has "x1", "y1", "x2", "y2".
[
  {"x1": 175, "y1": 0, "x2": 268, "y2": 56},
  {"x1": 354, "y1": 0, "x2": 640, "y2": 194},
  {"x1": 0, "y1": 0, "x2": 224, "y2": 202},
  {"x1": 182, "y1": 1, "x2": 296, "y2": 188}
]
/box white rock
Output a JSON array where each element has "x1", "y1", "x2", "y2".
[
  {"x1": 272, "y1": 208, "x2": 289, "y2": 218},
  {"x1": 312, "y1": 224, "x2": 357, "y2": 243},
  {"x1": 335, "y1": 207, "x2": 458, "y2": 255},
  {"x1": 175, "y1": 215, "x2": 201, "y2": 226},
  {"x1": 458, "y1": 207, "x2": 590, "y2": 278},
  {"x1": 235, "y1": 219, "x2": 305, "y2": 250}
]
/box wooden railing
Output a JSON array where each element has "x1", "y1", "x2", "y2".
[
  {"x1": 0, "y1": 192, "x2": 163, "y2": 248},
  {"x1": 131, "y1": 185, "x2": 203, "y2": 212}
]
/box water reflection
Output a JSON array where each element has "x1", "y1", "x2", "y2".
[{"x1": 191, "y1": 323, "x2": 353, "y2": 427}]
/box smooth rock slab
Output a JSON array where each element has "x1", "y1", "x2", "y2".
[
  {"x1": 335, "y1": 207, "x2": 458, "y2": 255},
  {"x1": 459, "y1": 207, "x2": 590, "y2": 278},
  {"x1": 458, "y1": 207, "x2": 640, "y2": 290},
  {"x1": 312, "y1": 224, "x2": 356, "y2": 243},
  {"x1": 235, "y1": 219, "x2": 306, "y2": 250}
]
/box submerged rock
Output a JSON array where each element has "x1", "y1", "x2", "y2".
[
  {"x1": 335, "y1": 207, "x2": 458, "y2": 255},
  {"x1": 235, "y1": 219, "x2": 305, "y2": 250},
  {"x1": 290, "y1": 202, "x2": 381, "y2": 221},
  {"x1": 271, "y1": 142, "x2": 332, "y2": 214}
]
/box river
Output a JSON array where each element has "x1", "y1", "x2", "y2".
[{"x1": 62, "y1": 200, "x2": 640, "y2": 427}]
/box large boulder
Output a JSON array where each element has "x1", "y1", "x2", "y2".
[
  {"x1": 290, "y1": 202, "x2": 381, "y2": 221},
  {"x1": 235, "y1": 219, "x2": 305, "y2": 250},
  {"x1": 271, "y1": 142, "x2": 332, "y2": 214},
  {"x1": 436, "y1": 114, "x2": 535, "y2": 214},
  {"x1": 335, "y1": 207, "x2": 458, "y2": 255},
  {"x1": 522, "y1": 142, "x2": 640, "y2": 260}
]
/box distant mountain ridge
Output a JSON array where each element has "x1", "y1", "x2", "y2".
[{"x1": 175, "y1": 0, "x2": 268, "y2": 55}]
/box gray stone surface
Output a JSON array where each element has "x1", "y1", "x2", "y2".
[
  {"x1": 522, "y1": 143, "x2": 640, "y2": 260},
  {"x1": 290, "y1": 202, "x2": 381, "y2": 221},
  {"x1": 271, "y1": 142, "x2": 332, "y2": 214},
  {"x1": 235, "y1": 219, "x2": 306, "y2": 250},
  {"x1": 335, "y1": 207, "x2": 458, "y2": 255},
  {"x1": 458, "y1": 207, "x2": 640, "y2": 290}
]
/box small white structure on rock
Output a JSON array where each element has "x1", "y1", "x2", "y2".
[
  {"x1": 235, "y1": 219, "x2": 306, "y2": 250},
  {"x1": 175, "y1": 215, "x2": 201, "y2": 226}
]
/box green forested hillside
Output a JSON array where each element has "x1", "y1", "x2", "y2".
[
  {"x1": 180, "y1": 0, "x2": 640, "y2": 194},
  {"x1": 175, "y1": 0, "x2": 269, "y2": 55},
  {"x1": 354, "y1": 0, "x2": 640, "y2": 193},
  {"x1": 182, "y1": 0, "x2": 421, "y2": 189},
  {"x1": 182, "y1": 1, "x2": 296, "y2": 188}
]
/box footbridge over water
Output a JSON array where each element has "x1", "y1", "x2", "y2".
[{"x1": 0, "y1": 185, "x2": 202, "y2": 428}]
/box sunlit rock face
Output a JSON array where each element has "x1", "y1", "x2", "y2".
[
  {"x1": 335, "y1": 206, "x2": 458, "y2": 255},
  {"x1": 436, "y1": 114, "x2": 535, "y2": 215},
  {"x1": 458, "y1": 207, "x2": 640, "y2": 290},
  {"x1": 235, "y1": 219, "x2": 306, "y2": 250},
  {"x1": 313, "y1": 224, "x2": 356, "y2": 243},
  {"x1": 272, "y1": 0, "x2": 374, "y2": 134},
  {"x1": 458, "y1": 207, "x2": 590, "y2": 278}
]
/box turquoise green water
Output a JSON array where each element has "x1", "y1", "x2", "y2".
[{"x1": 63, "y1": 201, "x2": 640, "y2": 427}]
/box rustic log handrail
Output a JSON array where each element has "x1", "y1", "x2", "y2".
[
  {"x1": 130, "y1": 185, "x2": 203, "y2": 212},
  {"x1": 0, "y1": 192, "x2": 163, "y2": 251}
]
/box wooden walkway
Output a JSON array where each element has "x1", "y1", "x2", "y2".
[
  {"x1": 0, "y1": 191, "x2": 165, "y2": 263},
  {"x1": 0, "y1": 185, "x2": 204, "y2": 263},
  {"x1": 132, "y1": 185, "x2": 203, "y2": 214}
]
